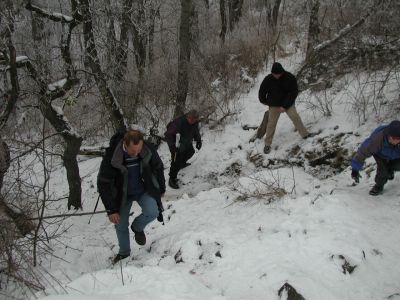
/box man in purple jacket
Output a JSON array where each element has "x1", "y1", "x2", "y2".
[
  {"x1": 164, "y1": 110, "x2": 202, "y2": 189},
  {"x1": 351, "y1": 120, "x2": 400, "y2": 195}
]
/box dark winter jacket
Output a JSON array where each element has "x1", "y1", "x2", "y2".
[
  {"x1": 351, "y1": 125, "x2": 400, "y2": 171},
  {"x1": 97, "y1": 141, "x2": 165, "y2": 215},
  {"x1": 164, "y1": 115, "x2": 201, "y2": 153},
  {"x1": 258, "y1": 71, "x2": 299, "y2": 109}
]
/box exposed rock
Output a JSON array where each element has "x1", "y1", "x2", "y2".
[
  {"x1": 331, "y1": 254, "x2": 357, "y2": 274},
  {"x1": 278, "y1": 283, "x2": 306, "y2": 300}
]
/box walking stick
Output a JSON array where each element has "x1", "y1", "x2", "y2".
[{"x1": 88, "y1": 194, "x2": 101, "y2": 224}]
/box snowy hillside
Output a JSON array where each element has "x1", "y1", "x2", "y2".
[{"x1": 32, "y1": 65, "x2": 400, "y2": 300}]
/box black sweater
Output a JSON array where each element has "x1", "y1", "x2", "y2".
[{"x1": 258, "y1": 71, "x2": 299, "y2": 109}]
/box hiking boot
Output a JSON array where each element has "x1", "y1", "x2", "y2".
[
  {"x1": 388, "y1": 170, "x2": 394, "y2": 181},
  {"x1": 130, "y1": 225, "x2": 146, "y2": 245},
  {"x1": 263, "y1": 145, "x2": 271, "y2": 154},
  {"x1": 112, "y1": 253, "x2": 129, "y2": 264},
  {"x1": 303, "y1": 132, "x2": 318, "y2": 139},
  {"x1": 168, "y1": 178, "x2": 179, "y2": 189},
  {"x1": 369, "y1": 185, "x2": 383, "y2": 196}
]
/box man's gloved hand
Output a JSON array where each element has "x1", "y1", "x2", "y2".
[
  {"x1": 170, "y1": 147, "x2": 177, "y2": 161},
  {"x1": 157, "y1": 203, "x2": 164, "y2": 224},
  {"x1": 351, "y1": 170, "x2": 361, "y2": 183},
  {"x1": 196, "y1": 141, "x2": 202, "y2": 150}
]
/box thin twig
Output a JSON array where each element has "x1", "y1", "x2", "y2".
[{"x1": 28, "y1": 210, "x2": 108, "y2": 221}]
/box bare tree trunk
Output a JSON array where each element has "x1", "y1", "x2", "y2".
[
  {"x1": 114, "y1": 0, "x2": 133, "y2": 81},
  {"x1": 148, "y1": 3, "x2": 157, "y2": 66},
  {"x1": 24, "y1": 60, "x2": 83, "y2": 210},
  {"x1": 271, "y1": 0, "x2": 281, "y2": 30},
  {"x1": 129, "y1": 0, "x2": 148, "y2": 121},
  {"x1": 24, "y1": 2, "x2": 84, "y2": 209},
  {"x1": 0, "y1": 135, "x2": 34, "y2": 235},
  {"x1": 306, "y1": 0, "x2": 320, "y2": 60},
  {"x1": 297, "y1": 0, "x2": 386, "y2": 91},
  {"x1": 0, "y1": 2, "x2": 19, "y2": 130},
  {"x1": 79, "y1": 0, "x2": 127, "y2": 131},
  {"x1": 174, "y1": 0, "x2": 193, "y2": 118},
  {"x1": 0, "y1": 137, "x2": 9, "y2": 189},
  {"x1": 262, "y1": 0, "x2": 281, "y2": 61},
  {"x1": 228, "y1": 0, "x2": 244, "y2": 32},
  {"x1": 0, "y1": 2, "x2": 35, "y2": 235},
  {"x1": 30, "y1": 3, "x2": 49, "y2": 80},
  {"x1": 219, "y1": 0, "x2": 227, "y2": 43}
]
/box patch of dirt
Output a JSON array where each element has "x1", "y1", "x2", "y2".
[{"x1": 249, "y1": 132, "x2": 354, "y2": 179}]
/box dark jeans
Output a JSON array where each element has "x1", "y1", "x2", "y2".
[
  {"x1": 373, "y1": 155, "x2": 400, "y2": 187},
  {"x1": 115, "y1": 193, "x2": 158, "y2": 256},
  {"x1": 169, "y1": 144, "x2": 195, "y2": 179}
]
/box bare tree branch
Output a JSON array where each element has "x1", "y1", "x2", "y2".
[{"x1": 25, "y1": 1, "x2": 75, "y2": 24}]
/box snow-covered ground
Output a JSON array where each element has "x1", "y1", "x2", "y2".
[{"x1": 29, "y1": 64, "x2": 400, "y2": 300}]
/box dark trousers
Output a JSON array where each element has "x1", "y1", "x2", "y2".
[
  {"x1": 169, "y1": 145, "x2": 195, "y2": 179},
  {"x1": 373, "y1": 155, "x2": 400, "y2": 187}
]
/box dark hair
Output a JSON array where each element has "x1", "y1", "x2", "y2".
[
  {"x1": 388, "y1": 120, "x2": 400, "y2": 138},
  {"x1": 123, "y1": 130, "x2": 144, "y2": 146},
  {"x1": 186, "y1": 109, "x2": 199, "y2": 119}
]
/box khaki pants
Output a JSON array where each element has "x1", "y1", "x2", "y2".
[
  {"x1": 261, "y1": 106, "x2": 308, "y2": 146},
  {"x1": 256, "y1": 110, "x2": 269, "y2": 139}
]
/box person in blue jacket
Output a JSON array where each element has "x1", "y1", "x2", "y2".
[{"x1": 351, "y1": 120, "x2": 400, "y2": 195}]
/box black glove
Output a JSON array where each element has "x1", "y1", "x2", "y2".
[
  {"x1": 157, "y1": 211, "x2": 164, "y2": 224},
  {"x1": 170, "y1": 147, "x2": 177, "y2": 161},
  {"x1": 351, "y1": 170, "x2": 361, "y2": 183},
  {"x1": 196, "y1": 141, "x2": 202, "y2": 150},
  {"x1": 157, "y1": 203, "x2": 164, "y2": 225}
]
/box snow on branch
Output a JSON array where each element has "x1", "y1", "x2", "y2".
[
  {"x1": 48, "y1": 78, "x2": 67, "y2": 92},
  {"x1": 25, "y1": 2, "x2": 74, "y2": 23},
  {"x1": 0, "y1": 56, "x2": 28, "y2": 72},
  {"x1": 312, "y1": 0, "x2": 382, "y2": 54},
  {"x1": 16, "y1": 56, "x2": 28, "y2": 64}
]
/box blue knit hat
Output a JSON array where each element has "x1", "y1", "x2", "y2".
[{"x1": 388, "y1": 120, "x2": 400, "y2": 138}]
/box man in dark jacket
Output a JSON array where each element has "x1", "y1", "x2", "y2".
[
  {"x1": 165, "y1": 110, "x2": 202, "y2": 189},
  {"x1": 97, "y1": 129, "x2": 165, "y2": 264},
  {"x1": 351, "y1": 120, "x2": 400, "y2": 195},
  {"x1": 258, "y1": 62, "x2": 309, "y2": 154}
]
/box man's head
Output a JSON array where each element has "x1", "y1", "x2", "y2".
[
  {"x1": 388, "y1": 120, "x2": 400, "y2": 145},
  {"x1": 186, "y1": 109, "x2": 199, "y2": 125},
  {"x1": 271, "y1": 62, "x2": 285, "y2": 79},
  {"x1": 123, "y1": 130, "x2": 144, "y2": 156}
]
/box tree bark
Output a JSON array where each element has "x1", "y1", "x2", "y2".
[
  {"x1": 148, "y1": 3, "x2": 157, "y2": 66},
  {"x1": 25, "y1": 59, "x2": 83, "y2": 210},
  {"x1": 271, "y1": 0, "x2": 281, "y2": 30},
  {"x1": 219, "y1": 0, "x2": 227, "y2": 43},
  {"x1": 297, "y1": 0, "x2": 385, "y2": 91},
  {"x1": 130, "y1": 0, "x2": 148, "y2": 120},
  {"x1": 228, "y1": 0, "x2": 244, "y2": 32},
  {"x1": 79, "y1": 0, "x2": 127, "y2": 131},
  {"x1": 24, "y1": 2, "x2": 85, "y2": 209},
  {"x1": 174, "y1": 0, "x2": 193, "y2": 118},
  {"x1": 306, "y1": 0, "x2": 320, "y2": 60},
  {"x1": 114, "y1": 0, "x2": 133, "y2": 81},
  {"x1": 0, "y1": 2, "x2": 19, "y2": 130},
  {"x1": 0, "y1": 136, "x2": 34, "y2": 235}
]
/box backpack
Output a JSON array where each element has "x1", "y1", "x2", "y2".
[{"x1": 97, "y1": 129, "x2": 126, "y2": 182}]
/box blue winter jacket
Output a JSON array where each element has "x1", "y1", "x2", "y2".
[{"x1": 351, "y1": 125, "x2": 400, "y2": 171}]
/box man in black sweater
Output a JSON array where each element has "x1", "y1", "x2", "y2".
[
  {"x1": 258, "y1": 62, "x2": 309, "y2": 154},
  {"x1": 165, "y1": 110, "x2": 202, "y2": 189}
]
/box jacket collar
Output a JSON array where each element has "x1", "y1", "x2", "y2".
[{"x1": 111, "y1": 140, "x2": 151, "y2": 170}]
